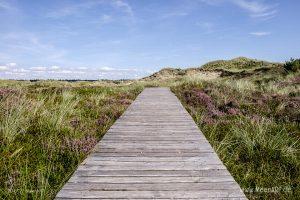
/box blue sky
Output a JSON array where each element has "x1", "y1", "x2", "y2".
[{"x1": 0, "y1": 0, "x2": 299, "y2": 79}]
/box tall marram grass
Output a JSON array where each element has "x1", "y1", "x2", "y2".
[
  {"x1": 172, "y1": 77, "x2": 299, "y2": 200},
  {"x1": 0, "y1": 81, "x2": 143, "y2": 199}
]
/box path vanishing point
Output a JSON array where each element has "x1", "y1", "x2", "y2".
[{"x1": 56, "y1": 87, "x2": 247, "y2": 199}]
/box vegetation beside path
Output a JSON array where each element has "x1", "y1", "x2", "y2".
[
  {"x1": 0, "y1": 81, "x2": 143, "y2": 199},
  {"x1": 171, "y1": 58, "x2": 300, "y2": 199}
]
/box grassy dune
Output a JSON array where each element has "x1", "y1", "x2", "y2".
[
  {"x1": 171, "y1": 58, "x2": 300, "y2": 199},
  {"x1": 0, "y1": 57, "x2": 299, "y2": 199},
  {"x1": 172, "y1": 80, "x2": 299, "y2": 199},
  {"x1": 0, "y1": 81, "x2": 143, "y2": 199}
]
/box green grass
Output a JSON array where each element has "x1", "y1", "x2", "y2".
[
  {"x1": 0, "y1": 81, "x2": 143, "y2": 199},
  {"x1": 201, "y1": 57, "x2": 282, "y2": 71},
  {"x1": 171, "y1": 74, "x2": 299, "y2": 199}
]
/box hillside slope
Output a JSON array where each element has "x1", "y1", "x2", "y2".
[
  {"x1": 170, "y1": 58, "x2": 299, "y2": 199},
  {"x1": 201, "y1": 57, "x2": 281, "y2": 71},
  {"x1": 143, "y1": 57, "x2": 284, "y2": 81}
]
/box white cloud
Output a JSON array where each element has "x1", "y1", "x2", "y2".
[
  {"x1": 0, "y1": 0, "x2": 12, "y2": 10},
  {"x1": 50, "y1": 65, "x2": 60, "y2": 70},
  {"x1": 77, "y1": 67, "x2": 88, "y2": 70},
  {"x1": 0, "y1": 62, "x2": 17, "y2": 71},
  {"x1": 0, "y1": 64, "x2": 149, "y2": 80},
  {"x1": 250, "y1": 10, "x2": 277, "y2": 19},
  {"x1": 12, "y1": 68, "x2": 29, "y2": 73},
  {"x1": 1, "y1": 31, "x2": 68, "y2": 63},
  {"x1": 30, "y1": 67, "x2": 47, "y2": 71},
  {"x1": 100, "y1": 66, "x2": 115, "y2": 71},
  {"x1": 7, "y1": 62, "x2": 17, "y2": 67},
  {"x1": 59, "y1": 70, "x2": 73, "y2": 74},
  {"x1": 100, "y1": 14, "x2": 113, "y2": 24},
  {"x1": 199, "y1": 0, "x2": 223, "y2": 6},
  {"x1": 47, "y1": 0, "x2": 134, "y2": 21},
  {"x1": 112, "y1": 0, "x2": 134, "y2": 17},
  {"x1": 232, "y1": 0, "x2": 268, "y2": 13},
  {"x1": 200, "y1": 0, "x2": 277, "y2": 20},
  {"x1": 0, "y1": 65, "x2": 9, "y2": 71},
  {"x1": 46, "y1": 1, "x2": 100, "y2": 18},
  {"x1": 162, "y1": 11, "x2": 189, "y2": 19},
  {"x1": 73, "y1": 71, "x2": 86, "y2": 74},
  {"x1": 231, "y1": 0, "x2": 277, "y2": 19},
  {"x1": 250, "y1": 31, "x2": 271, "y2": 36}
]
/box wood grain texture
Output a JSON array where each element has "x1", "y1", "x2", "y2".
[{"x1": 56, "y1": 87, "x2": 247, "y2": 200}]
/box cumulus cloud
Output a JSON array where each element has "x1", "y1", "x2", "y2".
[
  {"x1": 59, "y1": 70, "x2": 73, "y2": 74},
  {"x1": 99, "y1": 66, "x2": 115, "y2": 71},
  {"x1": 50, "y1": 65, "x2": 60, "y2": 70},
  {"x1": 0, "y1": 62, "x2": 17, "y2": 71},
  {"x1": 0, "y1": 63, "x2": 148, "y2": 80},
  {"x1": 77, "y1": 67, "x2": 88, "y2": 70},
  {"x1": 7, "y1": 62, "x2": 17, "y2": 67},
  {"x1": 30, "y1": 67, "x2": 47, "y2": 71},
  {"x1": 0, "y1": 65, "x2": 9, "y2": 71},
  {"x1": 12, "y1": 68, "x2": 29, "y2": 73}
]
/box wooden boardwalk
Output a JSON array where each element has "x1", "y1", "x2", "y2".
[{"x1": 56, "y1": 87, "x2": 247, "y2": 199}]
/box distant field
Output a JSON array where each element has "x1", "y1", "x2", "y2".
[{"x1": 0, "y1": 57, "x2": 299, "y2": 199}]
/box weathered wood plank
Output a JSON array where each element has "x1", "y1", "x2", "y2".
[
  {"x1": 85, "y1": 156, "x2": 221, "y2": 162},
  {"x1": 56, "y1": 87, "x2": 247, "y2": 199},
  {"x1": 60, "y1": 182, "x2": 241, "y2": 191},
  {"x1": 56, "y1": 190, "x2": 246, "y2": 199},
  {"x1": 56, "y1": 198, "x2": 246, "y2": 200},
  {"x1": 68, "y1": 176, "x2": 235, "y2": 184},
  {"x1": 73, "y1": 169, "x2": 231, "y2": 177},
  {"x1": 93, "y1": 149, "x2": 215, "y2": 154},
  {"x1": 76, "y1": 164, "x2": 227, "y2": 171},
  {"x1": 91, "y1": 152, "x2": 215, "y2": 157}
]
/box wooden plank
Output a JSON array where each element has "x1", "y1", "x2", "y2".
[
  {"x1": 85, "y1": 156, "x2": 221, "y2": 162},
  {"x1": 68, "y1": 176, "x2": 235, "y2": 184},
  {"x1": 91, "y1": 152, "x2": 215, "y2": 157},
  {"x1": 56, "y1": 198, "x2": 245, "y2": 200},
  {"x1": 73, "y1": 169, "x2": 231, "y2": 177},
  {"x1": 56, "y1": 190, "x2": 246, "y2": 199},
  {"x1": 76, "y1": 164, "x2": 226, "y2": 171},
  {"x1": 56, "y1": 87, "x2": 247, "y2": 199},
  {"x1": 60, "y1": 182, "x2": 241, "y2": 191},
  {"x1": 94, "y1": 148, "x2": 214, "y2": 153},
  {"x1": 97, "y1": 145, "x2": 212, "y2": 149}
]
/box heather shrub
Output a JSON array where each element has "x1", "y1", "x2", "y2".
[
  {"x1": 172, "y1": 77, "x2": 300, "y2": 199},
  {"x1": 0, "y1": 81, "x2": 143, "y2": 199},
  {"x1": 284, "y1": 58, "x2": 300, "y2": 72}
]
